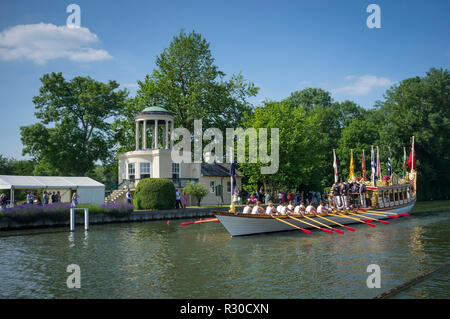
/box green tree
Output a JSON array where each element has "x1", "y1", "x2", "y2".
[
  {"x1": 20, "y1": 72, "x2": 128, "y2": 176},
  {"x1": 183, "y1": 181, "x2": 209, "y2": 206},
  {"x1": 114, "y1": 29, "x2": 258, "y2": 152},
  {"x1": 377, "y1": 67, "x2": 450, "y2": 200}
]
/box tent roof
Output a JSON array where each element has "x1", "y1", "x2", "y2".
[{"x1": 0, "y1": 175, "x2": 105, "y2": 190}]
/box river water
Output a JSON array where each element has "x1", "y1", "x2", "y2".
[{"x1": 0, "y1": 211, "x2": 449, "y2": 298}]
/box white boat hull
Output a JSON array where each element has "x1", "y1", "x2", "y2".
[{"x1": 215, "y1": 200, "x2": 416, "y2": 237}]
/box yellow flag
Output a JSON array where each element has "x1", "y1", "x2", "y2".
[{"x1": 349, "y1": 150, "x2": 354, "y2": 180}]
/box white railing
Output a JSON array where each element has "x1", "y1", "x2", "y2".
[{"x1": 69, "y1": 208, "x2": 89, "y2": 231}]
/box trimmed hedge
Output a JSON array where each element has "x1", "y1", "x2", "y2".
[{"x1": 133, "y1": 178, "x2": 176, "y2": 210}]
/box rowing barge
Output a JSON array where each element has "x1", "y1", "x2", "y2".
[{"x1": 214, "y1": 152, "x2": 417, "y2": 237}]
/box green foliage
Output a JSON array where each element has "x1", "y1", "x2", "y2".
[
  {"x1": 183, "y1": 181, "x2": 209, "y2": 206},
  {"x1": 113, "y1": 29, "x2": 258, "y2": 152},
  {"x1": 20, "y1": 72, "x2": 129, "y2": 176},
  {"x1": 133, "y1": 178, "x2": 176, "y2": 210}
]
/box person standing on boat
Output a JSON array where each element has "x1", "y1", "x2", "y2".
[
  {"x1": 243, "y1": 200, "x2": 253, "y2": 214},
  {"x1": 342, "y1": 182, "x2": 350, "y2": 208},
  {"x1": 332, "y1": 183, "x2": 341, "y2": 207},
  {"x1": 266, "y1": 201, "x2": 277, "y2": 215},
  {"x1": 71, "y1": 192, "x2": 79, "y2": 208},
  {"x1": 359, "y1": 182, "x2": 367, "y2": 208},
  {"x1": 351, "y1": 182, "x2": 360, "y2": 208}
]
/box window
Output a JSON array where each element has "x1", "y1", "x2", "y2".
[
  {"x1": 210, "y1": 181, "x2": 215, "y2": 193},
  {"x1": 128, "y1": 163, "x2": 135, "y2": 180},
  {"x1": 227, "y1": 181, "x2": 231, "y2": 193},
  {"x1": 172, "y1": 163, "x2": 180, "y2": 179},
  {"x1": 140, "y1": 162, "x2": 151, "y2": 179}
]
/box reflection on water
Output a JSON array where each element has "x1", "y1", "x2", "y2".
[{"x1": 0, "y1": 212, "x2": 449, "y2": 298}]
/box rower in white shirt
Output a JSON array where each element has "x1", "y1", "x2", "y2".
[
  {"x1": 316, "y1": 201, "x2": 329, "y2": 215},
  {"x1": 276, "y1": 203, "x2": 284, "y2": 214},
  {"x1": 251, "y1": 201, "x2": 265, "y2": 215},
  {"x1": 242, "y1": 201, "x2": 253, "y2": 214},
  {"x1": 266, "y1": 201, "x2": 277, "y2": 215},
  {"x1": 305, "y1": 203, "x2": 317, "y2": 216},
  {"x1": 287, "y1": 201, "x2": 295, "y2": 213}
]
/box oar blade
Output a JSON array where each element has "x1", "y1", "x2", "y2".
[
  {"x1": 361, "y1": 218, "x2": 374, "y2": 223},
  {"x1": 344, "y1": 226, "x2": 356, "y2": 232},
  {"x1": 303, "y1": 229, "x2": 313, "y2": 235},
  {"x1": 366, "y1": 222, "x2": 376, "y2": 227},
  {"x1": 379, "y1": 220, "x2": 390, "y2": 224},
  {"x1": 334, "y1": 228, "x2": 345, "y2": 234},
  {"x1": 389, "y1": 215, "x2": 400, "y2": 218},
  {"x1": 322, "y1": 228, "x2": 334, "y2": 234},
  {"x1": 398, "y1": 213, "x2": 410, "y2": 216}
]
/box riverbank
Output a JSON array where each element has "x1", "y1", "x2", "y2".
[
  {"x1": 411, "y1": 200, "x2": 450, "y2": 214},
  {"x1": 0, "y1": 199, "x2": 448, "y2": 232},
  {"x1": 0, "y1": 206, "x2": 227, "y2": 231}
]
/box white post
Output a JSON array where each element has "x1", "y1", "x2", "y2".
[
  {"x1": 154, "y1": 119, "x2": 159, "y2": 149},
  {"x1": 135, "y1": 121, "x2": 139, "y2": 150},
  {"x1": 143, "y1": 121, "x2": 147, "y2": 149},
  {"x1": 165, "y1": 120, "x2": 169, "y2": 149},
  {"x1": 84, "y1": 208, "x2": 89, "y2": 231},
  {"x1": 70, "y1": 208, "x2": 75, "y2": 231},
  {"x1": 10, "y1": 187, "x2": 14, "y2": 208},
  {"x1": 170, "y1": 120, "x2": 174, "y2": 149}
]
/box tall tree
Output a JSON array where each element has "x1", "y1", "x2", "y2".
[
  {"x1": 114, "y1": 30, "x2": 258, "y2": 152},
  {"x1": 20, "y1": 72, "x2": 128, "y2": 176}
]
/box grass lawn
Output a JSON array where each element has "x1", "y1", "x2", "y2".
[{"x1": 412, "y1": 200, "x2": 450, "y2": 214}]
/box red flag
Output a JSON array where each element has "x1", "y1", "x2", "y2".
[
  {"x1": 408, "y1": 147, "x2": 416, "y2": 170},
  {"x1": 362, "y1": 150, "x2": 366, "y2": 180}
]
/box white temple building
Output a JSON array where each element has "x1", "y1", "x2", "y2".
[{"x1": 116, "y1": 106, "x2": 242, "y2": 206}]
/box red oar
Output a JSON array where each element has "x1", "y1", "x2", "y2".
[
  {"x1": 271, "y1": 215, "x2": 312, "y2": 235},
  {"x1": 329, "y1": 212, "x2": 376, "y2": 227},
  {"x1": 316, "y1": 214, "x2": 356, "y2": 232},
  {"x1": 287, "y1": 216, "x2": 334, "y2": 234},
  {"x1": 300, "y1": 215, "x2": 345, "y2": 234}
]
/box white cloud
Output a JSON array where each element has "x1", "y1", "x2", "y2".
[
  {"x1": 0, "y1": 23, "x2": 112, "y2": 64},
  {"x1": 332, "y1": 75, "x2": 395, "y2": 95}
]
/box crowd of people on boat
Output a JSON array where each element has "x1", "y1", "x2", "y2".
[{"x1": 237, "y1": 180, "x2": 369, "y2": 215}]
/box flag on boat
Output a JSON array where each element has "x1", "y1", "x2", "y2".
[
  {"x1": 387, "y1": 148, "x2": 392, "y2": 176},
  {"x1": 362, "y1": 149, "x2": 366, "y2": 180},
  {"x1": 333, "y1": 149, "x2": 338, "y2": 183},
  {"x1": 349, "y1": 149, "x2": 354, "y2": 180},
  {"x1": 408, "y1": 137, "x2": 416, "y2": 171},
  {"x1": 403, "y1": 147, "x2": 407, "y2": 178},
  {"x1": 376, "y1": 146, "x2": 381, "y2": 179},
  {"x1": 229, "y1": 162, "x2": 236, "y2": 195},
  {"x1": 371, "y1": 146, "x2": 376, "y2": 186}
]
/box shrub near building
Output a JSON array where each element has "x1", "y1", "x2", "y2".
[{"x1": 133, "y1": 178, "x2": 176, "y2": 210}]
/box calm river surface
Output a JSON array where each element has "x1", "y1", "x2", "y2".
[{"x1": 0, "y1": 211, "x2": 449, "y2": 298}]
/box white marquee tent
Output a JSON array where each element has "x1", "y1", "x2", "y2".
[{"x1": 0, "y1": 175, "x2": 105, "y2": 206}]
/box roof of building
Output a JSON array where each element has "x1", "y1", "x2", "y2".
[
  {"x1": 0, "y1": 175, "x2": 105, "y2": 190},
  {"x1": 201, "y1": 163, "x2": 243, "y2": 177},
  {"x1": 138, "y1": 106, "x2": 174, "y2": 116}
]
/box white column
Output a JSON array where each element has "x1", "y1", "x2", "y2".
[
  {"x1": 143, "y1": 120, "x2": 147, "y2": 149},
  {"x1": 170, "y1": 120, "x2": 174, "y2": 149},
  {"x1": 165, "y1": 120, "x2": 169, "y2": 149},
  {"x1": 135, "y1": 121, "x2": 139, "y2": 150},
  {"x1": 154, "y1": 119, "x2": 158, "y2": 149}
]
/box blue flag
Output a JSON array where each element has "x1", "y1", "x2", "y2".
[
  {"x1": 387, "y1": 149, "x2": 392, "y2": 176},
  {"x1": 371, "y1": 146, "x2": 377, "y2": 186},
  {"x1": 229, "y1": 162, "x2": 236, "y2": 195}
]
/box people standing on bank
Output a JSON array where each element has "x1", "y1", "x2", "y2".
[
  {"x1": 0, "y1": 193, "x2": 7, "y2": 211},
  {"x1": 71, "y1": 192, "x2": 79, "y2": 208},
  {"x1": 56, "y1": 191, "x2": 61, "y2": 203},
  {"x1": 264, "y1": 192, "x2": 270, "y2": 205},
  {"x1": 175, "y1": 189, "x2": 183, "y2": 209},
  {"x1": 43, "y1": 191, "x2": 49, "y2": 205},
  {"x1": 183, "y1": 192, "x2": 188, "y2": 207},
  {"x1": 126, "y1": 190, "x2": 132, "y2": 204}
]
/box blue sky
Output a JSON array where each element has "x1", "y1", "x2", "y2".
[{"x1": 0, "y1": 0, "x2": 449, "y2": 159}]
